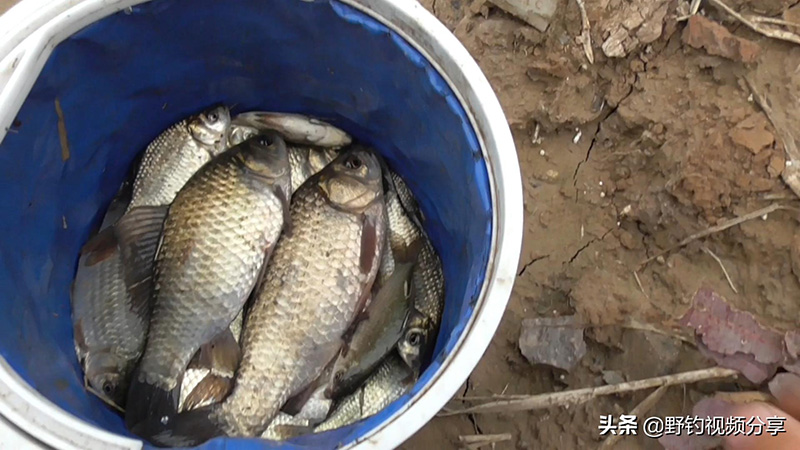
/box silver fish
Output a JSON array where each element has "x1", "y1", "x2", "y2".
[
  {"x1": 326, "y1": 259, "x2": 416, "y2": 399},
  {"x1": 71, "y1": 181, "x2": 140, "y2": 409},
  {"x1": 129, "y1": 105, "x2": 231, "y2": 210},
  {"x1": 231, "y1": 111, "x2": 351, "y2": 148},
  {"x1": 387, "y1": 173, "x2": 444, "y2": 371},
  {"x1": 315, "y1": 353, "x2": 414, "y2": 432},
  {"x1": 71, "y1": 107, "x2": 232, "y2": 410},
  {"x1": 125, "y1": 133, "x2": 291, "y2": 432}
]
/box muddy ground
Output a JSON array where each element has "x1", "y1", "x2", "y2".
[{"x1": 403, "y1": 0, "x2": 800, "y2": 449}]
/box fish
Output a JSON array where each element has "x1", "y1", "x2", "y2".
[
  {"x1": 314, "y1": 353, "x2": 414, "y2": 432},
  {"x1": 125, "y1": 132, "x2": 291, "y2": 433},
  {"x1": 148, "y1": 146, "x2": 386, "y2": 446},
  {"x1": 385, "y1": 172, "x2": 445, "y2": 371},
  {"x1": 326, "y1": 258, "x2": 416, "y2": 399},
  {"x1": 70, "y1": 107, "x2": 232, "y2": 411},
  {"x1": 128, "y1": 105, "x2": 231, "y2": 210},
  {"x1": 71, "y1": 180, "x2": 142, "y2": 409},
  {"x1": 229, "y1": 122, "x2": 339, "y2": 193},
  {"x1": 231, "y1": 111, "x2": 351, "y2": 148}
]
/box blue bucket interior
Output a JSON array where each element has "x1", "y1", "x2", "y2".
[{"x1": 0, "y1": 0, "x2": 492, "y2": 447}]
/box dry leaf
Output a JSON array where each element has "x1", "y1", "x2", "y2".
[{"x1": 680, "y1": 288, "x2": 783, "y2": 383}]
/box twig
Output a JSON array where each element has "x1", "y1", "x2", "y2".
[
  {"x1": 708, "y1": 0, "x2": 800, "y2": 45},
  {"x1": 761, "y1": 193, "x2": 800, "y2": 200},
  {"x1": 746, "y1": 15, "x2": 800, "y2": 29},
  {"x1": 598, "y1": 385, "x2": 668, "y2": 449},
  {"x1": 690, "y1": 0, "x2": 702, "y2": 15},
  {"x1": 574, "y1": 0, "x2": 594, "y2": 64},
  {"x1": 439, "y1": 367, "x2": 739, "y2": 416},
  {"x1": 633, "y1": 270, "x2": 649, "y2": 299},
  {"x1": 639, "y1": 203, "x2": 787, "y2": 267},
  {"x1": 701, "y1": 246, "x2": 738, "y2": 293},
  {"x1": 714, "y1": 391, "x2": 774, "y2": 404},
  {"x1": 745, "y1": 76, "x2": 800, "y2": 198},
  {"x1": 54, "y1": 98, "x2": 70, "y2": 161},
  {"x1": 617, "y1": 318, "x2": 695, "y2": 345},
  {"x1": 459, "y1": 433, "x2": 513, "y2": 449}
]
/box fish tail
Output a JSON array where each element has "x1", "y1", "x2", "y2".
[
  {"x1": 124, "y1": 372, "x2": 180, "y2": 432},
  {"x1": 137, "y1": 405, "x2": 226, "y2": 447}
]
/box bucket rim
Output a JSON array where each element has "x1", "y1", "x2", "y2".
[{"x1": 0, "y1": 0, "x2": 523, "y2": 448}]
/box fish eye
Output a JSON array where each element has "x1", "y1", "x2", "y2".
[
  {"x1": 102, "y1": 382, "x2": 113, "y2": 395},
  {"x1": 257, "y1": 135, "x2": 274, "y2": 147},
  {"x1": 407, "y1": 330, "x2": 422, "y2": 346},
  {"x1": 344, "y1": 156, "x2": 363, "y2": 170},
  {"x1": 207, "y1": 112, "x2": 219, "y2": 122},
  {"x1": 333, "y1": 371, "x2": 344, "y2": 382}
]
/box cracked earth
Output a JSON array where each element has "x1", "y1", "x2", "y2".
[{"x1": 402, "y1": 0, "x2": 800, "y2": 448}]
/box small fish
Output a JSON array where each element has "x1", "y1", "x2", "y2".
[
  {"x1": 231, "y1": 111, "x2": 351, "y2": 148},
  {"x1": 385, "y1": 172, "x2": 444, "y2": 371},
  {"x1": 128, "y1": 105, "x2": 231, "y2": 210},
  {"x1": 229, "y1": 122, "x2": 339, "y2": 193},
  {"x1": 125, "y1": 133, "x2": 291, "y2": 434},
  {"x1": 147, "y1": 146, "x2": 386, "y2": 446},
  {"x1": 326, "y1": 259, "x2": 416, "y2": 399},
  {"x1": 314, "y1": 353, "x2": 414, "y2": 432},
  {"x1": 71, "y1": 181, "x2": 143, "y2": 410},
  {"x1": 70, "y1": 107, "x2": 231, "y2": 411}
]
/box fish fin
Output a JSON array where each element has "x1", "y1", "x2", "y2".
[
  {"x1": 282, "y1": 379, "x2": 319, "y2": 416},
  {"x1": 357, "y1": 204, "x2": 384, "y2": 315},
  {"x1": 72, "y1": 320, "x2": 88, "y2": 356},
  {"x1": 115, "y1": 205, "x2": 168, "y2": 312},
  {"x1": 273, "y1": 184, "x2": 292, "y2": 237},
  {"x1": 133, "y1": 405, "x2": 224, "y2": 448},
  {"x1": 100, "y1": 180, "x2": 133, "y2": 231},
  {"x1": 359, "y1": 211, "x2": 379, "y2": 277},
  {"x1": 124, "y1": 369, "x2": 181, "y2": 432},
  {"x1": 390, "y1": 171, "x2": 425, "y2": 228},
  {"x1": 270, "y1": 424, "x2": 314, "y2": 440},
  {"x1": 80, "y1": 227, "x2": 119, "y2": 267},
  {"x1": 188, "y1": 328, "x2": 241, "y2": 374},
  {"x1": 182, "y1": 375, "x2": 232, "y2": 411},
  {"x1": 340, "y1": 306, "x2": 369, "y2": 345},
  {"x1": 284, "y1": 357, "x2": 336, "y2": 415},
  {"x1": 393, "y1": 238, "x2": 423, "y2": 265}
]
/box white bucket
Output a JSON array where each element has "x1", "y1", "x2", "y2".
[{"x1": 0, "y1": 0, "x2": 522, "y2": 448}]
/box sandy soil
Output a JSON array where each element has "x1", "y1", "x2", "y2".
[
  {"x1": 402, "y1": 0, "x2": 800, "y2": 449},
  {"x1": 0, "y1": 0, "x2": 14, "y2": 15}
]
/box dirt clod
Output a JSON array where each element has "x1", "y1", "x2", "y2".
[
  {"x1": 519, "y1": 316, "x2": 587, "y2": 371},
  {"x1": 682, "y1": 15, "x2": 761, "y2": 63}
]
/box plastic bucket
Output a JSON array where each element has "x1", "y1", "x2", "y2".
[{"x1": 0, "y1": 0, "x2": 522, "y2": 448}]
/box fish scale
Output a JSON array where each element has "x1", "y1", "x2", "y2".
[{"x1": 390, "y1": 173, "x2": 444, "y2": 324}]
